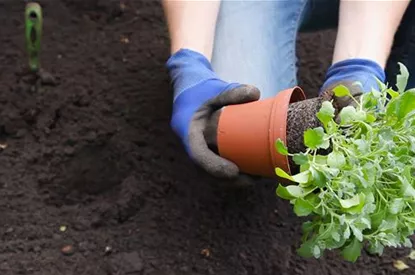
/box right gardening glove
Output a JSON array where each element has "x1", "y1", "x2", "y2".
[
  {"x1": 166, "y1": 48, "x2": 260, "y2": 179},
  {"x1": 319, "y1": 58, "x2": 386, "y2": 114}
]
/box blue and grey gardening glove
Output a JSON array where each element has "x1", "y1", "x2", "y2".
[
  {"x1": 319, "y1": 58, "x2": 386, "y2": 113},
  {"x1": 167, "y1": 48, "x2": 260, "y2": 179}
]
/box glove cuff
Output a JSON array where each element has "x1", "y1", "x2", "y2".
[
  {"x1": 321, "y1": 58, "x2": 386, "y2": 93},
  {"x1": 166, "y1": 48, "x2": 213, "y2": 71},
  {"x1": 325, "y1": 58, "x2": 386, "y2": 82},
  {"x1": 166, "y1": 49, "x2": 218, "y2": 100}
]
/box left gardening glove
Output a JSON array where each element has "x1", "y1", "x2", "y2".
[
  {"x1": 167, "y1": 48, "x2": 260, "y2": 179},
  {"x1": 319, "y1": 58, "x2": 386, "y2": 112}
]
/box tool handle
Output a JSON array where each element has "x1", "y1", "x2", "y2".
[{"x1": 25, "y1": 2, "x2": 43, "y2": 72}]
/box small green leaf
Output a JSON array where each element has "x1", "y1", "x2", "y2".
[
  {"x1": 292, "y1": 171, "x2": 311, "y2": 184},
  {"x1": 353, "y1": 139, "x2": 369, "y2": 153},
  {"x1": 356, "y1": 110, "x2": 367, "y2": 121},
  {"x1": 302, "y1": 221, "x2": 315, "y2": 235},
  {"x1": 275, "y1": 139, "x2": 288, "y2": 156},
  {"x1": 304, "y1": 192, "x2": 320, "y2": 207},
  {"x1": 317, "y1": 101, "x2": 335, "y2": 126},
  {"x1": 365, "y1": 113, "x2": 376, "y2": 123},
  {"x1": 396, "y1": 62, "x2": 409, "y2": 93},
  {"x1": 313, "y1": 245, "x2": 321, "y2": 258},
  {"x1": 314, "y1": 155, "x2": 328, "y2": 165},
  {"x1": 396, "y1": 146, "x2": 409, "y2": 158},
  {"x1": 403, "y1": 165, "x2": 413, "y2": 182},
  {"x1": 318, "y1": 223, "x2": 335, "y2": 240},
  {"x1": 310, "y1": 168, "x2": 326, "y2": 188},
  {"x1": 344, "y1": 225, "x2": 351, "y2": 239},
  {"x1": 319, "y1": 100, "x2": 336, "y2": 116},
  {"x1": 371, "y1": 209, "x2": 387, "y2": 229},
  {"x1": 339, "y1": 214, "x2": 346, "y2": 225},
  {"x1": 350, "y1": 224, "x2": 363, "y2": 242},
  {"x1": 387, "y1": 90, "x2": 415, "y2": 122},
  {"x1": 400, "y1": 176, "x2": 415, "y2": 198},
  {"x1": 326, "y1": 234, "x2": 347, "y2": 250},
  {"x1": 327, "y1": 151, "x2": 346, "y2": 168},
  {"x1": 386, "y1": 88, "x2": 400, "y2": 99},
  {"x1": 275, "y1": 168, "x2": 309, "y2": 184},
  {"x1": 379, "y1": 216, "x2": 398, "y2": 232},
  {"x1": 379, "y1": 127, "x2": 394, "y2": 141},
  {"x1": 333, "y1": 85, "x2": 352, "y2": 97},
  {"x1": 297, "y1": 240, "x2": 315, "y2": 258},
  {"x1": 389, "y1": 198, "x2": 405, "y2": 215},
  {"x1": 362, "y1": 90, "x2": 381, "y2": 109},
  {"x1": 304, "y1": 127, "x2": 327, "y2": 150},
  {"x1": 339, "y1": 106, "x2": 357, "y2": 125},
  {"x1": 396, "y1": 90, "x2": 415, "y2": 120},
  {"x1": 339, "y1": 194, "x2": 361, "y2": 209},
  {"x1": 294, "y1": 198, "x2": 314, "y2": 217},
  {"x1": 275, "y1": 167, "x2": 294, "y2": 181},
  {"x1": 276, "y1": 184, "x2": 306, "y2": 200},
  {"x1": 299, "y1": 162, "x2": 310, "y2": 173},
  {"x1": 293, "y1": 153, "x2": 308, "y2": 165},
  {"x1": 332, "y1": 231, "x2": 341, "y2": 242},
  {"x1": 367, "y1": 240, "x2": 384, "y2": 255},
  {"x1": 375, "y1": 77, "x2": 387, "y2": 91},
  {"x1": 408, "y1": 136, "x2": 415, "y2": 152},
  {"x1": 344, "y1": 193, "x2": 366, "y2": 214},
  {"x1": 386, "y1": 96, "x2": 399, "y2": 120},
  {"x1": 341, "y1": 237, "x2": 362, "y2": 262},
  {"x1": 320, "y1": 139, "x2": 330, "y2": 150},
  {"x1": 404, "y1": 238, "x2": 412, "y2": 248},
  {"x1": 358, "y1": 217, "x2": 371, "y2": 230},
  {"x1": 362, "y1": 163, "x2": 375, "y2": 186}
]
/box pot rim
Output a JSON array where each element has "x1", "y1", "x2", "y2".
[{"x1": 269, "y1": 86, "x2": 306, "y2": 175}]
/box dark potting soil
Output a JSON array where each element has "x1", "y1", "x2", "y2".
[
  {"x1": 1, "y1": 1, "x2": 415, "y2": 275},
  {"x1": 287, "y1": 97, "x2": 322, "y2": 160},
  {"x1": 286, "y1": 91, "x2": 339, "y2": 171}
]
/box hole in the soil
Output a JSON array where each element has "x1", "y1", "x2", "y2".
[
  {"x1": 30, "y1": 26, "x2": 37, "y2": 44},
  {"x1": 29, "y1": 11, "x2": 38, "y2": 20}
]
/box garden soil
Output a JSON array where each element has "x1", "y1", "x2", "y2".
[{"x1": 0, "y1": 1, "x2": 415, "y2": 275}]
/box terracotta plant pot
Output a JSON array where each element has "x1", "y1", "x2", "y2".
[{"x1": 216, "y1": 87, "x2": 306, "y2": 178}]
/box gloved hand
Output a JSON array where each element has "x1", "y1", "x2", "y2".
[
  {"x1": 167, "y1": 48, "x2": 260, "y2": 179},
  {"x1": 319, "y1": 58, "x2": 386, "y2": 111}
]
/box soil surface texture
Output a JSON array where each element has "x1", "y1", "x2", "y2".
[{"x1": 1, "y1": 1, "x2": 415, "y2": 275}]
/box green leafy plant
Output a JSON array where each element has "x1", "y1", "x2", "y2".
[{"x1": 275, "y1": 63, "x2": 415, "y2": 262}]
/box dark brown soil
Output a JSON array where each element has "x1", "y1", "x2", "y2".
[
  {"x1": 287, "y1": 97, "x2": 323, "y2": 154},
  {"x1": 1, "y1": 1, "x2": 415, "y2": 275}
]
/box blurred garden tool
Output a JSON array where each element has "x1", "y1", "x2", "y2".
[{"x1": 25, "y1": 1, "x2": 42, "y2": 72}]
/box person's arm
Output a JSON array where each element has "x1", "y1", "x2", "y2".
[
  {"x1": 162, "y1": 0, "x2": 221, "y2": 60},
  {"x1": 332, "y1": 0, "x2": 410, "y2": 68},
  {"x1": 161, "y1": 0, "x2": 261, "y2": 181}
]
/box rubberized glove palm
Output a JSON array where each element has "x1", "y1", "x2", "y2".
[
  {"x1": 167, "y1": 49, "x2": 260, "y2": 179},
  {"x1": 319, "y1": 58, "x2": 386, "y2": 112}
]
